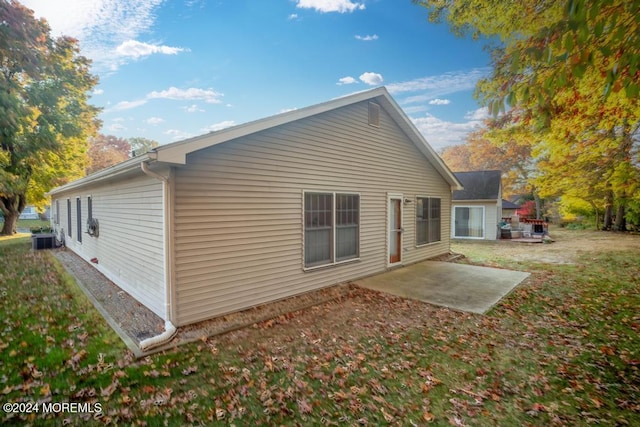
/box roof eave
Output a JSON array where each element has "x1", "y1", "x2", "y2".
[
  {"x1": 452, "y1": 198, "x2": 500, "y2": 203},
  {"x1": 47, "y1": 154, "x2": 150, "y2": 196}
]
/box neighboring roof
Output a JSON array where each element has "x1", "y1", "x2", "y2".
[
  {"x1": 502, "y1": 199, "x2": 519, "y2": 209},
  {"x1": 49, "y1": 87, "x2": 462, "y2": 195},
  {"x1": 452, "y1": 170, "x2": 502, "y2": 201}
]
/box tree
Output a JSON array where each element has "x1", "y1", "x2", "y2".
[
  {"x1": 415, "y1": 0, "x2": 640, "y2": 229},
  {"x1": 128, "y1": 137, "x2": 159, "y2": 156},
  {"x1": 441, "y1": 115, "x2": 536, "y2": 203},
  {"x1": 0, "y1": 1, "x2": 100, "y2": 235},
  {"x1": 87, "y1": 135, "x2": 131, "y2": 175}
]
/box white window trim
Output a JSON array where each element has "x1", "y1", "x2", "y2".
[
  {"x1": 452, "y1": 205, "x2": 486, "y2": 239},
  {"x1": 302, "y1": 190, "x2": 361, "y2": 271},
  {"x1": 415, "y1": 195, "x2": 441, "y2": 247}
]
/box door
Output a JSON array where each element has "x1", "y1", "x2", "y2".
[{"x1": 388, "y1": 197, "x2": 402, "y2": 265}]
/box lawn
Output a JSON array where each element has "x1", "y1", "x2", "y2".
[
  {"x1": 0, "y1": 219, "x2": 51, "y2": 234},
  {"x1": 0, "y1": 230, "x2": 638, "y2": 425}
]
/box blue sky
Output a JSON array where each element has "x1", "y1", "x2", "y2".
[{"x1": 22, "y1": 0, "x2": 492, "y2": 151}]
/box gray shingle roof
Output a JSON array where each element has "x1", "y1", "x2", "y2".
[
  {"x1": 502, "y1": 199, "x2": 519, "y2": 209},
  {"x1": 453, "y1": 170, "x2": 502, "y2": 201}
]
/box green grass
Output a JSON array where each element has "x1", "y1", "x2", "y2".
[
  {"x1": 0, "y1": 232, "x2": 638, "y2": 425},
  {"x1": 0, "y1": 218, "x2": 51, "y2": 230}
]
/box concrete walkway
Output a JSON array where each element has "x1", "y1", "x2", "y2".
[{"x1": 354, "y1": 261, "x2": 530, "y2": 314}]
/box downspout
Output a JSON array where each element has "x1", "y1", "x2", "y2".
[{"x1": 139, "y1": 161, "x2": 177, "y2": 351}]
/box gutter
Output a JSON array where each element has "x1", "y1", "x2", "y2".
[{"x1": 139, "y1": 161, "x2": 177, "y2": 351}]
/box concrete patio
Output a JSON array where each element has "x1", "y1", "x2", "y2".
[{"x1": 353, "y1": 260, "x2": 530, "y2": 314}]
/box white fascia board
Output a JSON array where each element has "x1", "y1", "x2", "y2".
[{"x1": 47, "y1": 154, "x2": 150, "y2": 196}]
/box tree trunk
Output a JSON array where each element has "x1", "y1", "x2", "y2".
[
  {"x1": 614, "y1": 203, "x2": 626, "y2": 231},
  {"x1": 590, "y1": 201, "x2": 600, "y2": 230},
  {"x1": 0, "y1": 211, "x2": 19, "y2": 235},
  {"x1": 603, "y1": 191, "x2": 614, "y2": 230},
  {"x1": 533, "y1": 193, "x2": 542, "y2": 220},
  {"x1": 0, "y1": 195, "x2": 26, "y2": 236}
]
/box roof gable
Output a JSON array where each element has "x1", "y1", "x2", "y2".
[
  {"x1": 453, "y1": 170, "x2": 502, "y2": 201},
  {"x1": 49, "y1": 88, "x2": 462, "y2": 195},
  {"x1": 149, "y1": 87, "x2": 461, "y2": 190}
]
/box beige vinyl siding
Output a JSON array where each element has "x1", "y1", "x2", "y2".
[
  {"x1": 51, "y1": 173, "x2": 166, "y2": 317},
  {"x1": 173, "y1": 100, "x2": 451, "y2": 326},
  {"x1": 486, "y1": 201, "x2": 499, "y2": 240}
]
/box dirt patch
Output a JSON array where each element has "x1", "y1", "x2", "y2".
[{"x1": 453, "y1": 228, "x2": 640, "y2": 266}]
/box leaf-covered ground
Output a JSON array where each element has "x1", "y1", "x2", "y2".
[{"x1": 1, "y1": 230, "x2": 638, "y2": 426}]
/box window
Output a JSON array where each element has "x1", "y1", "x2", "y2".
[
  {"x1": 336, "y1": 194, "x2": 359, "y2": 261},
  {"x1": 87, "y1": 196, "x2": 92, "y2": 221},
  {"x1": 67, "y1": 199, "x2": 72, "y2": 237},
  {"x1": 304, "y1": 192, "x2": 359, "y2": 268},
  {"x1": 454, "y1": 206, "x2": 484, "y2": 238},
  {"x1": 55, "y1": 200, "x2": 60, "y2": 225},
  {"x1": 416, "y1": 197, "x2": 441, "y2": 245},
  {"x1": 76, "y1": 197, "x2": 82, "y2": 242}
]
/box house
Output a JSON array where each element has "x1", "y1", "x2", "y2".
[
  {"x1": 19, "y1": 206, "x2": 40, "y2": 220},
  {"x1": 452, "y1": 170, "x2": 502, "y2": 240},
  {"x1": 501, "y1": 199, "x2": 520, "y2": 221},
  {"x1": 47, "y1": 87, "x2": 462, "y2": 335}
]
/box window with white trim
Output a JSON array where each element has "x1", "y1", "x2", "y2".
[
  {"x1": 453, "y1": 206, "x2": 484, "y2": 238},
  {"x1": 67, "y1": 199, "x2": 72, "y2": 238},
  {"x1": 304, "y1": 192, "x2": 359, "y2": 268},
  {"x1": 416, "y1": 197, "x2": 441, "y2": 245},
  {"x1": 76, "y1": 197, "x2": 82, "y2": 242}
]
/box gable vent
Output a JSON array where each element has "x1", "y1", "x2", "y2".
[{"x1": 368, "y1": 102, "x2": 380, "y2": 127}]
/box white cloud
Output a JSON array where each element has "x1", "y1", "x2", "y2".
[
  {"x1": 146, "y1": 116, "x2": 164, "y2": 125},
  {"x1": 183, "y1": 104, "x2": 205, "y2": 113},
  {"x1": 22, "y1": 0, "x2": 168, "y2": 73},
  {"x1": 464, "y1": 107, "x2": 490, "y2": 121},
  {"x1": 115, "y1": 40, "x2": 186, "y2": 58},
  {"x1": 428, "y1": 98, "x2": 451, "y2": 105},
  {"x1": 111, "y1": 99, "x2": 148, "y2": 111},
  {"x1": 359, "y1": 72, "x2": 384, "y2": 86},
  {"x1": 288, "y1": 13, "x2": 299, "y2": 20},
  {"x1": 337, "y1": 76, "x2": 358, "y2": 85},
  {"x1": 93, "y1": 89, "x2": 104, "y2": 95},
  {"x1": 148, "y1": 87, "x2": 224, "y2": 104},
  {"x1": 201, "y1": 121, "x2": 236, "y2": 133},
  {"x1": 106, "y1": 86, "x2": 223, "y2": 113},
  {"x1": 165, "y1": 129, "x2": 193, "y2": 141},
  {"x1": 355, "y1": 34, "x2": 378, "y2": 41},
  {"x1": 412, "y1": 108, "x2": 487, "y2": 151},
  {"x1": 296, "y1": 0, "x2": 365, "y2": 13},
  {"x1": 387, "y1": 68, "x2": 490, "y2": 101},
  {"x1": 108, "y1": 123, "x2": 126, "y2": 132}
]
